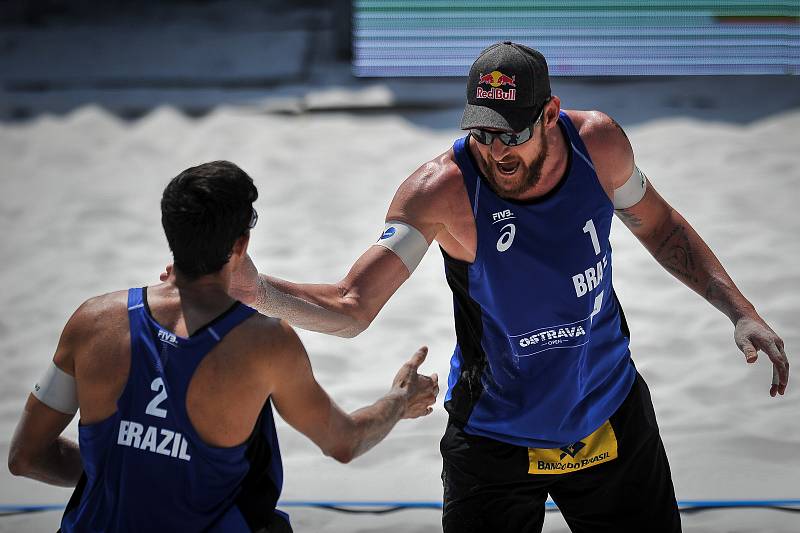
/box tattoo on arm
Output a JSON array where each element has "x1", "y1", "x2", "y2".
[
  {"x1": 653, "y1": 223, "x2": 699, "y2": 285},
  {"x1": 642, "y1": 209, "x2": 753, "y2": 323},
  {"x1": 704, "y1": 277, "x2": 724, "y2": 304},
  {"x1": 615, "y1": 209, "x2": 643, "y2": 229},
  {"x1": 703, "y1": 277, "x2": 739, "y2": 310}
]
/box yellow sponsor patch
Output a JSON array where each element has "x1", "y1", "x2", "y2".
[{"x1": 528, "y1": 420, "x2": 618, "y2": 475}]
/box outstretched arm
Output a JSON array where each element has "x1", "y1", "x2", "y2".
[
  {"x1": 269, "y1": 322, "x2": 439, "y2": 463},
  {"x1": 236, "y1": 244, "x2": 414, "y2": 338},
  {"x1": 222, "y1": 162, "x2": 451, "y2": 337},
  {"x1": 161, "y1": 233, "x2": 411, "y2": 338},
  {"x1": 587, "y1": 113, "x2": 789, "y2": 397}
]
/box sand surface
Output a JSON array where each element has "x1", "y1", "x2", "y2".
[{"x1": 0, "y1": 86, "x2": 799, "y2": 532}]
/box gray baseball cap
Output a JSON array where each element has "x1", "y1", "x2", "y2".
[{"x1": 461, "y1": 42, "x2": 551, "y2": 132}]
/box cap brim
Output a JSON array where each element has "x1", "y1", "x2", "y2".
[{"x1": 460, "y1": 103, "x2": 537, "y2": 132}]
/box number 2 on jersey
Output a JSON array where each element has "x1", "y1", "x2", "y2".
[{"x1": 145, "y1": 377, "x2": 168, "y2": 418}]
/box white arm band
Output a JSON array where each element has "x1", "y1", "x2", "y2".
[
  {"x1": 374, "y1": 221, "x2": 429, "y2": 274},
  {"x1": 32, "y1": 361, "x2": 79, "y2": 415},
  {"x1": 613, "y1": 165, "x2": 647, "y2": 210}
]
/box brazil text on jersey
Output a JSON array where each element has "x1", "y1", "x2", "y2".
[{"x1": 117, "y1": 420, "x2": 192, "y2": 461}]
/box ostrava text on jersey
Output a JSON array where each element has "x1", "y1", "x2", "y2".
[
  {"x1": 60, "y1": 287, "x2": 287, "y2": 532},
  {"x1": 443, "y1": 112, "x2": 637, "y2": 449}
]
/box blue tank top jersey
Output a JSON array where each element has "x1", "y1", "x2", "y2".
[
  {"x1": 443, "y1": 112, "x2": 637, "y2": 449},
  {"x1": 60, "y1": 287, "x2": 288, "y2": 533}
]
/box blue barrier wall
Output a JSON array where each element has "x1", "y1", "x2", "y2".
[{"x1": 353, "y1": 1, "x2": 799, "y2": 76}]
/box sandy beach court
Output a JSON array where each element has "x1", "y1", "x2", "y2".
[{"x1": 1, "y1": 80, "x2": 798, "y2": 531}]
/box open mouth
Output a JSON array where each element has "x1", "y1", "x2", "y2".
[{"x1": 495, "y1": 160, "x2": 519, "y2": 175}]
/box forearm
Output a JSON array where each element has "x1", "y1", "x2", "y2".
[
  {"x1": 321, "y1": 392, "x2": 406, "y2": 463},
  {"x1": 253, "y1": 274, "x2": 367, "y2": 337},
  {"x1": 345, "y1": 391, "x2": 406, "y2": 462},
  {"x1": 642, "y1": 208, "x2": 757, "y2": 324},
  {"x1": 10, "y1": 436, "x2": 82, "y2": 487}
]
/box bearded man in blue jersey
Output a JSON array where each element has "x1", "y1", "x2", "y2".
[
  {"x1": 8, "y1": 161, "x2": 438, "y2": 532},
  {"x1": 176, "y1": 44, "x2": 786, "y2": 533}
]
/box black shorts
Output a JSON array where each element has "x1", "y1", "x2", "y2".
[{"x1": 440, "y1": 373, "x2": 681, "y2": 533}]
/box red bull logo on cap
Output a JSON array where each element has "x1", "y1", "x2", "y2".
[{"x1": 476, "y1": 70, "x2": 516, "y2": 101}]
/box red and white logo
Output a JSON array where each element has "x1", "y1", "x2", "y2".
[{"x1": 476, "y1": 70, "x2": 516, "y2": 101}]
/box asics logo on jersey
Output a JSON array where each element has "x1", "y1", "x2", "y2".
[
  {"x1": 496, "y1": 223, "x2": 516, "y2": 252},
  {"x1": 158, "y1": 329, "x2": 178, "y2": 346}
]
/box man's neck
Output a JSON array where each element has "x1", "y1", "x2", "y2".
[
  {"x1": 173, "y1": 271, "x2": 231, "y2": 298},
  {"x1": 151, "y1": 272, "x2": 237, "y2": 336}
]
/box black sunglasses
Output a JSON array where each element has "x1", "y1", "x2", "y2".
[{"x1": 470, "y1": 104, "x2": 546, "y2": 147}]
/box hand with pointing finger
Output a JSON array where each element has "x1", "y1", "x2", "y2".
[
  {"x1": 390, "y1": 346, "x2": 439, "y2": 419},
  {"x1": 734, "y1": 316, "x2": 789, "y2": 397}
]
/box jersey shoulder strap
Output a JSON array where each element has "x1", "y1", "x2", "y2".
[
  {"x1": 452, "y1": 135, "x2": 482, "y2": 218},
  {"x1": 558, "y1": 112, "x2": 597, "y2": 172}
]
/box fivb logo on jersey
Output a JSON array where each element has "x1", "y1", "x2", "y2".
[{"x1": 158, "y1": 329, "x2": 178, "y2": 347}]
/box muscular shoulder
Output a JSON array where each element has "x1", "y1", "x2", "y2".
[
  {"x1": 67, "y1": 291, "x2": 129, "y2": 341},
  {"x1": 387, "y1": 148, "x2": 468, "y2": 237},
  {"x1": 237, "y1": 313, "x2": 295, "y2": 352},
  {"x1": 565, "y1": 109, "x2": 634, "y2": 190},
  {"x1": 60, "y1": 290, "x2": 129, "y2": 372},
  {"x1": 395, "y1": 150, "x2": 464, "y2": 209},
  {"x1": 236, "y1": 314, "x2": 306, "y2": 368}
]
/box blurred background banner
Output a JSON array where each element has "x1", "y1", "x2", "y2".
[{"x1": 353, "y1": 0, "x2": 800, "y2": 76}]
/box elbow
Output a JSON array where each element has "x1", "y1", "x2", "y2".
[
  {"x1": 7, "y1": 448, "x2": 31, "y2": 477},
  {"x1": 320, "y1": 410, "x2": 361, "y2": 463},
  {"x1": 332, "y1": 451, "x2": 355, "y2": 465},
  {"x1": 322, "y1": 428, "x2": 359, "y2": 463},
  {"x1": 325, "y1": 444, "x2": 355, "y2": 464},
  {"x1": 332, "y1": 319, "x2": 370, "y2": 339},
  {"x1": 332, "y1": 288, "x2": 374, "y2": 338}
]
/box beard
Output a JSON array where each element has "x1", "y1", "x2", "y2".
[{"x1": 480, "y1": 128, "x2": 549, "y2": 199}]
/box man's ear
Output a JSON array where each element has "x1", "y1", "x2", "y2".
[
  {"x1": 544, "y1": 96, "x2": 561, "y2": 129},
  {"x1": 231, "y1": 232, "x2": 250, "y2": 259}
]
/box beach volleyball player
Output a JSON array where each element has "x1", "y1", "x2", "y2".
[
  {"x1": 210, "y1": 43, "x2": 790, "y2": 532},
  {"x1": 7, "y1": 161, "x2": 438, "y2": 532}
]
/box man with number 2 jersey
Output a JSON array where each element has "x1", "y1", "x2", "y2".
[{"x1": 8, "y1": 161, "x2": 438, "y2": 532}]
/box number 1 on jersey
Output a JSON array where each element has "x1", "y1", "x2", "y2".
[{"x1": 582, "y1": 219, "x2": 601, "y2": 256}]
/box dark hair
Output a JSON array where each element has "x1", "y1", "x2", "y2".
[{"x1": 161, "y1": 160, "x2": 258, "y2": 279}]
